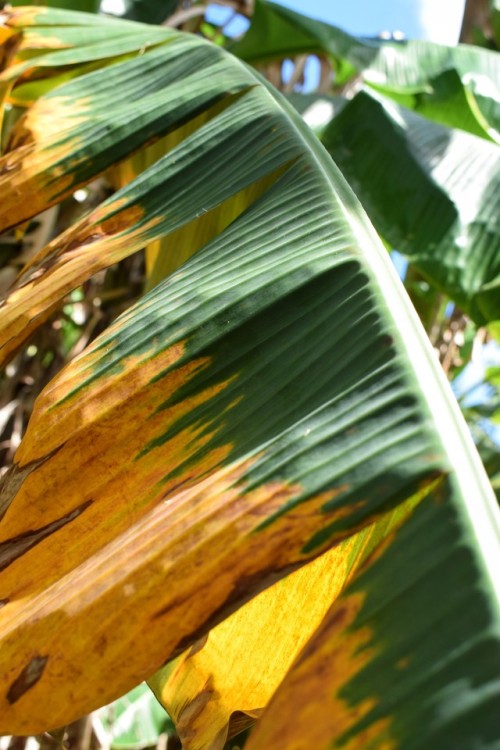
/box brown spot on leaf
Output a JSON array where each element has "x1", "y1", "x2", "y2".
[
  {"x1": 0, "y1": 450, "x2": 59, "y2": 521},
  {"x1": 7, "y1": 654, "x2": 48, "y2": 704},
  {"x1": 178, "y1": 687, "x2": 214, "y2": 727},
  {"x1": 0, "y1": 499, "x2": 93, "y2": 572},
  {"x1": 0, "y1": 598, "x2": 9, "y2": 608},
  {"x1": 188, "y1": 634, "x2": 209, "y2": 657},
  {"x1": 65, "y1": 233, "x2": 105, "y2": 254},
  {"x1": 379, "y1": 334, "x2": 394, "y2": 348},
  {"x1": 99, "y1": 205, "x2": 144, "y2": 235}
]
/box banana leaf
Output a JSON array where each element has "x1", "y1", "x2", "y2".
[
  {"x1": 149, "y1": 502, "x2": 421, "y2": 750},
  {"x1": 245, "y1": 489, "x2": 500, "y2": 750},
  {"x1": 231, "y1": 0, "x2": 500, "y2": 142},
  {"x1": 317, "y1": 89, "x2": 500, "y2": 324},
  {"x1": 0, "y1": 8, "x2": 498, "y2": 748},
  {"x1": 118, "y1": 0, "x2": 179, "y2": 25},
  {"x1": 8, "y1": 0, "x2": 100, "y2": 10}
]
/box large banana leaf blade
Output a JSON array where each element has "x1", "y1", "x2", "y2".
[{"x1": 0, "y1": 8, "x2": 498, "y2": 746}]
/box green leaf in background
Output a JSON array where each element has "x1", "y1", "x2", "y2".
[
  {"x1": 8, "y1": 0, "x2": 100, "y2": 12},
  {"x1": 231, "y1": 0, "x2": 500, "y2": 142},
  {"x1": 318, "y1": 89, "x2": 500, "y2": 324},
  {"x1": 229, "y1": 0, "x2": 371, "y2": 85},
  {"x1": 113, "y1": 0, "x2": 179, "y2": 25},
  {"x1": 97, "y1": 684, "x2": 173, "y2": 749}
]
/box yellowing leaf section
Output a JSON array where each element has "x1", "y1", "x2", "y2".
[
  {"x1": 0, "y1": 8, "x2": 69, "y2": 112},
  {"x1": 151, "y1": 492, "x2": 421, "y2": 750},
  {"x1": 245, "y1": 589, "x2": 394, "y2": 750},
  {"x1": 0, "y1": 94, "x2": 90, "y2": 231},
  {"x1": 241, "y1": 491, "x2": 440, "y2": 750},
  {"x1": 0, "y1": 199, "x2": 161, "y2": 367},
  {"x1": 151, "y1": 532, "x2": 370, "y2": 750},
  {"x1": 0, "y1": 465, "x2": 349, "y2": 733},
  {"x1": 0, "y1": 322, "x2": 365, "y2": 733},
  {"x1": 1, "y1": 6, "x2": 49, "y2": 30}
]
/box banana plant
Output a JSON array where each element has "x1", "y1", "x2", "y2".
[
  {"x1": 231, "y1": 0, "x2": 500, "y2": 143},
  {"x1": 0, "y1": 6, "x2": 499, "y2": 750}
]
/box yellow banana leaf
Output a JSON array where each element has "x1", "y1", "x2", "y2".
[{"x1": 150, "y1": 499, "x2": 419, "y2": 750}]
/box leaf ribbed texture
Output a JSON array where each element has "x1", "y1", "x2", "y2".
[{"x1": 0, "y1": 9, "x2": 498, "y2": 747}]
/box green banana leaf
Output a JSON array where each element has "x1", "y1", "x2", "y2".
[
  {"x1": 316, "y1": 89, "x2": 500, "y2": 324},
  {"x1": 231, "y1": 0, "x2": 500, "y2": 143},
  {"x1": 8, "y1": 0, "x2": 100, "y2": 10},
  {"x1": 6, "y1": 0, "x2": 177, "y2": 18},
  {"x1": 117, "y1": 0, "x2": 179, "y2": 25},
  {"x1": 96, "y1": 683, "x2": 174, "y2": 748},
  {"x1": 0, "y1": 7, "x2": 499, "y2": 747}
]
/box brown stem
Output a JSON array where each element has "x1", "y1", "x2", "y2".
[{"x1": 459, "y1": 0, "x2": 493, "y2": 43}]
